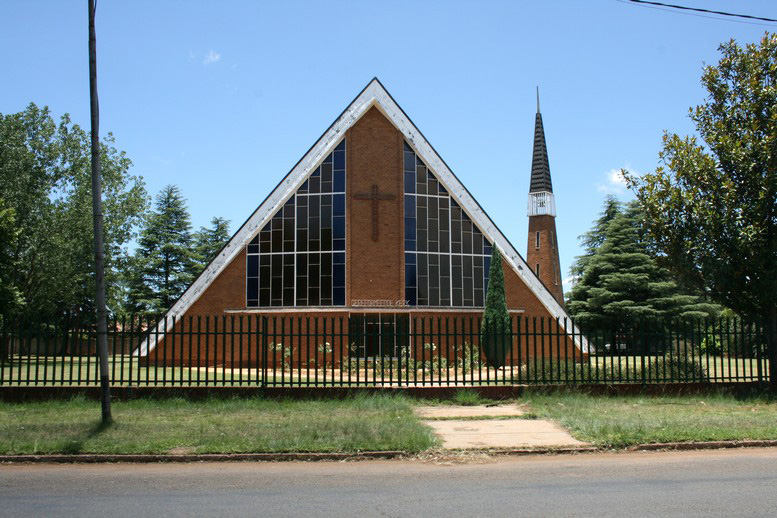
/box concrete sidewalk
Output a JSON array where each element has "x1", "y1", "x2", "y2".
[{"x1": 418, "y1": 404, "x2": 589, "y2": 449}]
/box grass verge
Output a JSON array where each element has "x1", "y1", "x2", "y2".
[
  {"x1": 0, "y1": 394, "x2": 438, "y2": 455},
  {"x1": 526, "y1": 390, "x2": 777, "y2": 448}
]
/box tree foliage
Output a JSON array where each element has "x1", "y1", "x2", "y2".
[
  {"x1": 126, "y1": 185, "x2": 196, "y2": 313},
  {"x1": 627, "y1": 34, "x2": 777, "y2": 325},
  {"x1": 191, "y1": 216, "x2": 231, "y2": 277},
  {"x1": 567, "y1": 199, "x2": 718, "y2": 331},
  {"x1": 0, "y1": 103, "x2": 147, "y2": 321},
  {"x1": 481, "y1": 246, "x2": 510, "y2": 368}
]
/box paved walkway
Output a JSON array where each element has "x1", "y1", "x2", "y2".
[{"x1": 417, "y1": 404, "x2": 589, "y2": 449}]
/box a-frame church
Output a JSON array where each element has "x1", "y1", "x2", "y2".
[{"x1": 139, "y1": 78, "x2": 584, "y2": 365}]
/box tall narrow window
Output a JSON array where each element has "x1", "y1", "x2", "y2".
[
  {"x1": 403, "y1": 141, "x2": 491, "y2": 307},
  {"x1": 535, "y1": 231, "x2": 541, "y2": 249},
  {"x1": 535, "y1": 264, "x2": 540, "y2": 276},
  {"x1": 246, "y1": 140, "x2": 346, "y2": 307}
]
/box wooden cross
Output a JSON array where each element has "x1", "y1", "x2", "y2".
[{"x1": 353, "y1": 184, "x2": 396, "y2": 241}]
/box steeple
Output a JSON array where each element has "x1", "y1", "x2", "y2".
[
  {"x1": 530, "y1": 88, "x2": 553, "y2": 194},
  {"x1": 526, "y1": 88, "x2": 564, "y2": 306}
]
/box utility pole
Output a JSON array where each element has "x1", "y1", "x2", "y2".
[{"x1": 88, "y1": 0, "x2": 111, "y2": 423}]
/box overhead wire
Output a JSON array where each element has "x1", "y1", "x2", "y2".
[{"x1": 621, "y1": 0, "x2": 777, "y2": 26}]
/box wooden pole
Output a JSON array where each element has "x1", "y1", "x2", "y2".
[{"x1": 88, "y1": 0, "x2": 111, "y2": 422}]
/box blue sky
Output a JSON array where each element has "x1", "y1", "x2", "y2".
[{"x1": 2, "y1": 1, "x2": 775, "y2": 290}]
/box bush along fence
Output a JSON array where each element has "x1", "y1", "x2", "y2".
[{"x1": 0, "y1": 315, "x2": 771, "y2": 387}]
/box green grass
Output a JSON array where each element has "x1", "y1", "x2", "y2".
[
  {"x1": 526, "y1": 390, "x2": 777, "y2": 448},
  {"x1": 0, "y1": 394, "x2": 439, "y2": 455}
]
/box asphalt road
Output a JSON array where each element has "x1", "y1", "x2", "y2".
[{"x1": 2, "y1": 448, "x2": 777, "y2": 517}]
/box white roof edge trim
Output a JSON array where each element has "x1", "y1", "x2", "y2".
[{"x1": 138, "y1": 78, "x2": 588, "y2": 356}]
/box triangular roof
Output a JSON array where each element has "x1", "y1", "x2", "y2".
[{"x1": 139, "y1": 78, "x2": 586, "y2": 355}]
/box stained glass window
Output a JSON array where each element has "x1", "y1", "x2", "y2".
[
  {"x1": 403, "y1": 142, "x2": 491, "y2": 307},
  {"x1": 246, "y1": 140, "x2": 346, "y2": 307}
]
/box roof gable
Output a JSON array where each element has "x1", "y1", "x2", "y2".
[{"x1": 138, "y1": 78, "x2": 585, "y2": 355}]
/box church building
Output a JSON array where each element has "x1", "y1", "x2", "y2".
[{"x1": 139, "y1": 78, "x2": 582, "y2": 365}]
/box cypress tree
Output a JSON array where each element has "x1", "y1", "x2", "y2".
[
  {"x1": 481, "y1": 245, "x2": 510, "y2": 368},
  {"x1": 126, "y1": 185, "x2": 195, "y2": 313}
]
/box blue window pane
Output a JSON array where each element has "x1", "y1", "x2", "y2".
[
  {"x1": 247, "y1": 255, "x2": 258, "y2": 277},
  {"x1": 333, "y1": 216, "x2": 345, "y2": 239},
  {"x1": 404, "y1": 151, "x2": 416, "y2": 172},
  {"x1": 404, "y1": 195, "x2": 415, "y2": 219},
  {"x1": 334, "y1": 194, "x2": 345, "y2": 216},
  {"x1": 334, "y1": 170, "x2": 345, "y2": 192},
  {"x1": 405, "y1": 287, "x2": 416, "y2": 306},
  {"x1": 336, "y1": 139, "x2": 346, "y2": 152},
  {"x1": 405, "y1": 252, "x2": 416, "y2": 265},
  {"x1": 299, "y1": 180, "x2": 309, "y2": 193},
  {"x1": 404, "y1": 172, "x2": 415, "y2": 194},
  {"x1": 334, "y1": 252, "x2": 345, "y2": 265},
  {"x1": 333, "y1": 238, "x2": 345, "y2": 251},
  {"x1": 247, "y1": 278, "x2": 258, "y2": 300},
  {"x1": 484, "y1": 242, "x2": 492, "y2": 257},
  {"x1": 248, "y1": 243, "x2": 259, "y2": 254},
  {"x1": 404, "y1": 215, "x2": 416, "y2": 239},
  {"x1": 405, "y1": 239, "x2": 415, "y2": 252},
  {"x1": 333, "y1": 264, "x2": 345, "y2": 288},
  {"x1": 333, "y1": 287, "x2": 345, "y2": 306},
  {"x1": 334, "y1": 149, "x2": 345, "y2": 170},
  {"x1": 405, "y1": 263, "x2": 416, "y2": 286}
]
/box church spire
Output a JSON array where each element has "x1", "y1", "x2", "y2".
[
  {"x1": 526, "y1": 89, "x2": 564, "y2": 306},
  {"x1": 530, "y1": 88, "x2": 553, "y2": 194}
]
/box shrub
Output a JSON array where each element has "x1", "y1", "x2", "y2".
[{"x1": 646, "y1": 353, "x2": 708, "y2": 382}]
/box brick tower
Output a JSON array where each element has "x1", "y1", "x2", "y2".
[{"x1": 527, "y1": 89, "x2": 564, "y2": 306}]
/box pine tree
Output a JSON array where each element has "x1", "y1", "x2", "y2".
[
  {"x1": 126, "y1": 185, "x2": 195, "y2": 313},
  {"x1": 569, "y1": 195, "x2": 621, "y2": 280},
  {"x1": 567, "y1": 200, "x2": 718, "y2": 333},
  {"x1": 190, "y1": 217, "x2": 231, "y2": 277},
  {"x1": 481, "y1": 246, "x2": 510, "y2": 368}
]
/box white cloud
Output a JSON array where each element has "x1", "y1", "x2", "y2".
[
  {"x1": 596, "y1": 167, "x2": 634, "y2": 194},
  {"x1": 188, "y1": 49, "x2": 195, "y2": 60},
  {"x1": 203, "y1": 50, "x2": 221, "y2": 65}
]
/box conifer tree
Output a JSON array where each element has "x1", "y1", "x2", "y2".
[
  {"x1": 481, "y1": 246, "x2": 510, "y2": 368},
  {"x1": 567, "y1": 200, "x2": 717, "y2": 334},
  {"x1": 126, "y1": 185, "x2": 195, "y2": 313},
  {"x1": 569, "y1": 195, "x2": 621, "y2": 280},
  {"x1": 190, "y1": 216, "x2": 231, "y2": 277}
]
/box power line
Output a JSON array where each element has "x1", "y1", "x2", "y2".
[{"x1": 626, "y1": 0, "x2": 777, "y2": 23}]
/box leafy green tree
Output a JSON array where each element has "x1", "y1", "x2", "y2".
[
  {"x1": 190, "y1": 216, "x2": 231, "y2": 277},
  {"x1": 567, "y1": 200, "x2": 717, "y2": 333},
  {"x1": 627, "y1": 33, "x2": 777, "y2": 385},
  {"x1": 481, "y1": 246, "x2": 510, "y2": 368},
  {"x1": 0, "y1": 199, "x2": 21, "y2": 325},
  {"x1": 0, "y1": 103, "x2": 147, "y2": 321},
  {"x1": 127, "y1": 185, "x2": 195, "y2": 313}
]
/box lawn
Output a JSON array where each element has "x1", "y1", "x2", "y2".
[
  {"x1": 526, "y1": 390, "x2": 777, "y2": 448},
  {"x1": 0, "y1": 394, "x2": 438, "y2": 455}
]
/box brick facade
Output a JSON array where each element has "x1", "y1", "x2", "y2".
[
  {"x1": 526, "y1": 214, "x2": 565, "y2": 306},
  {"x1": 147, "y1": 107, "x2": 582, "y2": 366}
]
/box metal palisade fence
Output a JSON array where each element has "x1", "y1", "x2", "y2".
[{"x1": 0, "y1": 315, "x2": 770, "y2": 387}]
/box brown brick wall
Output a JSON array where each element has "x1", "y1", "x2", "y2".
[
  {"x1": 346, "y1": 106, "x2": 404, "y2": 303},
  {"x1": 526, "y1": 215, "x2": 565, "y2": 305}
]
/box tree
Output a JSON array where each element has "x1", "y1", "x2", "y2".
[
  {"x1": 569, "y1": 195, "x2": 621, "y2": 280},
  {"x1": 190, "y1": 216, "x2": 231, "y2": 277},
  {"x1": 127, "y1": 185, "x2": 195, "y2": 313},
  {"x1": 481, "y1": 246, "x2": 510, "y2": 368},
  {"x1": 0, "y1": 199, "x2": 21, "y2": 326},
  {"x1": 627, "y1": 33, "x2": 777, "y2": 386},
  {"x1": 567, "y1": 200, "x2": 718, "y2": 334},
  {"x1": 0, "y1": 103, "x2": 147, "y2": 321}
]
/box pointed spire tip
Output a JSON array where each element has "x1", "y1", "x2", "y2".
[{"x1": 536, "y1": 86, "x2": 540, "y2": 114}]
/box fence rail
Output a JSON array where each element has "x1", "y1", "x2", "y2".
[{"x1": 0, "y1": 315, "x2": 770, "y2": 387}]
